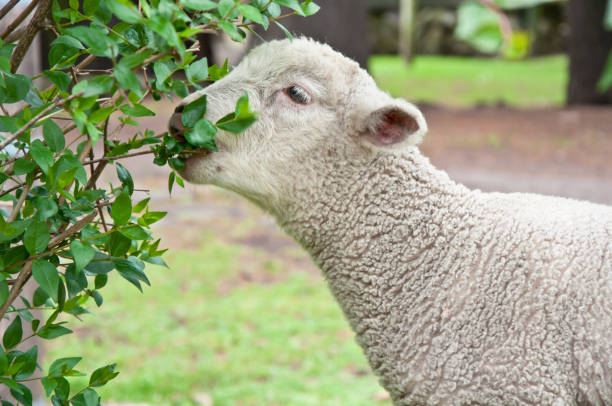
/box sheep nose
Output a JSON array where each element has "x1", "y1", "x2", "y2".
[{"x1": 169, "y1": 106, "x2": 184, "y2": 139}]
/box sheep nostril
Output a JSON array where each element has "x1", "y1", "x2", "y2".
[{"x1": 169, "y1": 113, "x2": 185, "y2": 139}]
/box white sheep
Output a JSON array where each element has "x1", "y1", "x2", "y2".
[{"x1": 169, "y1": 38, "x2": 612, "y2": 405}]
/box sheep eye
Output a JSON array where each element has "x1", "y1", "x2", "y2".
[{"x1": 286, "y1": 85, "x2": 312, "y2": 105}]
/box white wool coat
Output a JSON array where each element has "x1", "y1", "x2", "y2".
[{"x1": 176, "y1": 38, "x2": 612, "y2": 405}]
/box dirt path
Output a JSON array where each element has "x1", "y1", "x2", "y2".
[{"x1": 420, "y1": 106, "x2": 612, "y2": 204}]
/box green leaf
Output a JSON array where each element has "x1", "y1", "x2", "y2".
[
  {"x1": 0, "y1": 347, "x2": 8, "y2": 374},
  {"x1": 0, "y1": 277, "x2": 8, "y2": 308},
  {"x1": 89, "y1": 106, "x2": 115, "y2": 124},
  {"x1": 41, "y1": 376, "x2": 58, "y2": 397},
  {"x1": 10, "y1": 383, "x2": 31, "y2": 406},
  {"x1": 107, "y1": 231, "x2": 132, "y2": 257},
  {"x1": 168, "y1": 171, "x2": 176, "y2": 194},
  {"x1": 65, "y1": 25, "x2": 113, "y2": 57},
  {"x1": 64, "y1": 265, "x2": 87, "y2": 298},
  {"x1": 120, "y1": 103, "x2": 155, "y2": 117},
  {"x1": 114, "y1": 63, "x2": 142, "y2": 97},
  {"x1": 24, "y1": 220, "x2": 50, "y2": 255},
  {"x1": 275, "y1": 0, "x2": 305, "y2": 16},
  {"x1": 454, "y1": 1, "x2": 502, "y2": 54},
  {"x1": 185, "y1": 118, "x2": 217, "y2": 149},
  {"x1": 133, "y1": 197, "x2": 150, "y2": 213},
  {"x1": 179, "y1": 0, "x2": 217, "y2": 10},
  {"x1": 74, "y1": 75, "x2": 114, "y2": 97},
  {"x1": 37, "y1": 324, "x2": 72, "y2": 339},
  {"x1": 606, "y1": 0, "x2": 612, "y2": 30},
  {"x1": 186, "y1": 57, "x2": 208, "y2": 82},
  {"x1": 43, "y1": 119, "x2": 65, "y2": 152},
  {"x1": 119, "y1": 225, "x2": 151, "y2": 240},
  {"x1": 153, "y1": 60, "x2": 175, "y2": 84},
  {"x1": 301, "y1": 1, "x2": 320, "y2": 16},
  {"x1": 139, "y1": 210, "x2": 167, "y2": 226},
  {"x1": 217, "y1": 21, "x2": 247, "y2": 42},
  {"x1": 238, "y1": 4, "x2": 264, "y2": 24},
  {"x1": 32, "y1": 260, "x2": 59, "y2": 302},
  {"x1": 43, "y1": 70, "x2": 71, "y2": 92},
  {"x1": 13, "y1": 158, "x2": 35, "y2": 175},
  {"x1": 115, "y1": 162, "x2": 134, "y2": 194},
  {"x1": 89, "y1": 363, "x2": 119, "y2": 387},
  {"x1": 208, "y1": 59, "x2": 229, "y2": 81},
  {"x1": 115, "y1": 257, "x2": 149, "y2": 291},
  {"x1": 71, "y1": 388, "x2": 99, "y2": 406},
  {"x1": 111, "y1": 192, "x2": 132, "y2": 226},
  {"x1": 30, "y1": 139, "x2": 54, "y2": 174},
  {"x1": 70, "y1": 240, "x2": 95, "y2": 272},
  {"x1": 597, "y1": 50, "x2": 612, "y2": 93},
  {"x1": 216, "y1": 92, "x2": 257, "y2": 134},
  {"x1": 83, "y1": 0, "x2": 100, "y2": 14},
  {"x1": 13, "y1": 345, "x2": 37, "y2": 380},
  {"x1": 182, "y1": 94, "x2": 207, "y2": 128},
  {"x1": 119, "y1": 49, "x2": 154, "y2": 69},
  {"x1": 0, "y1": 73, "x2": 31, "y2": 104},
  {"x1": 84, "y1": 252, "x2": 115, "y2": 275},
  {"x1": 3, "y1": 316, "x2": 22, "y2": 349},
  {"x1": 94, "y1": 274, "x2": 108, "y2": 289},
  {"x1": 267, "y1": 2, "x2": 281, "y2": 17},
  {"x1": 36, "y1": 196, "x2": 58, "y2": 220},
  {"x1": 0, "y1": 115, "x2": 19, "y2": 132},
  {"x1": 106, "y1": 0, "x2": 142, "y2": 23},
  {"x1": 274, "y1": 21, "x2": 293, "y2": 41},
  {"x1": 49, "y1": 357, "x2": 81, "y2": 377}
]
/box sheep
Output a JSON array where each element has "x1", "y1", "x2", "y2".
[{"x1": 168, "y1": 38, "x2": 612, "y2": 405}]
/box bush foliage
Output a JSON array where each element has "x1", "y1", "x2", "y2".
[{"x1": 0, "y1": 0, "x2": 318, "y2": 404}]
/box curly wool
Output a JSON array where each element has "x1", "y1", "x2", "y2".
[
  {"x1": 279, "y1": 149, "x2": 612, "y2": 405},
  {"x1": 174, "y1": 38, "x2": 612, "y2": 405}
]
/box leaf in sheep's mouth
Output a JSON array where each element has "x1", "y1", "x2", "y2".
[{"x1": 185, "y1": 118, "x2": 218, "y2": 151}]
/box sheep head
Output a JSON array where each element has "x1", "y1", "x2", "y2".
[{"x1": 169, "y1": 38, "x2": 428, "y2": 212}]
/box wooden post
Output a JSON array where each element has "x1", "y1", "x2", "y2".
[{"x1": 399, "y1": 0, "x2": 416, "y2": 62}]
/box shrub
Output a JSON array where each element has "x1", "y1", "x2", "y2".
[{"x1": 0, "y1": 0, "x2": 319, "y2": 404}]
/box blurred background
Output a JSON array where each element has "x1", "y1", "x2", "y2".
[{"x1": 3, "y1": 0, "x2": 612, "y2": 405}]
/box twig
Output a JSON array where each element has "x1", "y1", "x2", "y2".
[
  {"x1": 0, "y1": 261, "x2": 33, "y2": 320},
  {"x1": 7, "y1": 182, "x2": 31, "y2": 222},
  {"x1": 83, "y1": 149, "x2": 155, "y2": 165},
  {"x1": 0, "y1": 0, "x2": 39, "y2": 40},
  {"x1": 9, "y1": 0, "x2": 53, "y2": 74},
  {"x1": 0, "y1": 92, "x2": 82, "y2": 152},
  {"x1": 0, "y1": 0, "x2": 20, "y2": 21}
]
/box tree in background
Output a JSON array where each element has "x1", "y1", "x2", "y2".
[
  {"x1": 567, "y1": 0, "x2": 612, "y2": 104},
  {"x1": 454, "y1": 0, "x2": 612, "y2": 105},
  {"x1": 0, "y1": 0, "x2": 318, "y2": 405}
]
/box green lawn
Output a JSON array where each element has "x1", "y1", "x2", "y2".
[
  {"x1": 46, "y1": 232, "x2": 389, "y2": 406},
  {"x1": 369, "y1": 55, "x2": 568, "y2": 107}
]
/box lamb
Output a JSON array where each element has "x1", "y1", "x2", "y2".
[{"x1": 168, "y1": 38, "x2": 612, "y2": 405}]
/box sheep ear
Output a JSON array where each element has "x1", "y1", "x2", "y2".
[{"x1": 362, "y1": 105, "x2": 426, "y2": 148}]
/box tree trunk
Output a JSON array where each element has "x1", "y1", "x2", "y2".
[
  {"x1": 255, "y1": 0, "x2": 370, "y2": 68},
  {"x1": 567, "y1": 0, "x2": 612, "y2": 105},
  {"x1": 399, "y1": 0, "x2": 416, "y2": 62}
]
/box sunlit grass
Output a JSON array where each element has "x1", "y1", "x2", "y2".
[
  {"x1": 369, "y1": 55, "x2": 568, "y2": 107},
  {"x1": 45, "y1": 233, "x2": 389, "y2": 406}
]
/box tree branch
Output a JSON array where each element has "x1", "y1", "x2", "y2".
[
  {"x1": 0, "y1": 93, "x2": 82, "y2": 152},
  {"x1": 0, "y1": 0, "x2": 39, "y2": 41},
  {"x1": 0, "y1": 0, "x2": 20, "y2": 21},
  {"x1": 9, "y1": 0, "x2": 53, "y2": 74}
]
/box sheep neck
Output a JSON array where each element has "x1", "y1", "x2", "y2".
[{"x1": 276, "y1": 147, "x2": 474, "y2": 368}]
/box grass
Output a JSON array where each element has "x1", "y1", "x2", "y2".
[
  {"x1": 46, "y1": 232, "x2": 389, "y2": 406},
  {"x1": 369, "y1": 55, "x2": 568, "y2": 107}
]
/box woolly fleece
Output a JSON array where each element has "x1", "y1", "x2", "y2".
[{"x1": 174, "y1": 38, "x2": 612, "y2": 405}]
